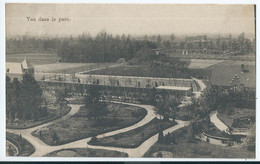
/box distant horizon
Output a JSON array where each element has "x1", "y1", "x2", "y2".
[{"x1": 6, "y1": 32, "x2": 255, "y2": 40}]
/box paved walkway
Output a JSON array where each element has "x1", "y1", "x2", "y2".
[
  {"x1": 7, "y1": 77, "x2": 206, "y2": 157},
  {"x1": 6, "y1": 140, "x2": 19, "y2": 156},
  {"x1": 191, "y1": 77, "x2": 207, "y2": 98},
  {"x1": 7, "y1": 102, "x2": 168, "y2": 157},
  {"x1": 210, "y1": 111, "x2": 228, "y2": 132},
  {"x1": 210, "y1": 110, "x2": 249, "y2": 136}
]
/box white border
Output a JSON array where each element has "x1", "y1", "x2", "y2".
[{"x1": 0, "y1": 0, "x2": 259, "y2": 162}]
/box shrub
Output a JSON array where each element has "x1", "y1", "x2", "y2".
[{"x1": 90, "y1": 136, "x2": 97, "y2": 143}]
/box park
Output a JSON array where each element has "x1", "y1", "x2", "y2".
[{"x1": 5, "y1": 12, "x2": 256, "y2": 157}]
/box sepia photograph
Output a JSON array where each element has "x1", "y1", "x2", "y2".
[{"x1": 5, "y1": 3, "x2": 256, "y2": 158}]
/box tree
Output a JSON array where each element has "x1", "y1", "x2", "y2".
[
  {"x1": 84, "y1": 85, "x2": 101, "y2": 107},
  {"x1": 84, "y1": 85, "x2": 109, "y2": 120},
  {"x1": 156, "y1": 96, "x2": 178, "y2": 121},
  {"x1": 6, "y1": 76, "x2": 12, "y2": 119},
  {"x1": 156, "y1": 35, "x2": 162, "y2": 46},
  {"x1": 52, "y1": 131, "x2": 59, "y2": 144},
  {"x1": 170, "y1": 34, "x2": 176, "y2": 42},
  {"x1": 20, "y1": 73, "x2": 42, "y2": 120},
  {"x1": 158, "y1": 129, "x2": 164, "y2": 143},
  {"x1": 55, "y1": 89, "x2": 68, "y2": 115}
]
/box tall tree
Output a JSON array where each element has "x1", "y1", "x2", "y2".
[
  {"x1": 20, "y1": 73, "x2": 42, "y2": 119},
  {"x1": 55, "y1": 89, "x2": 68, "y2": 115}
]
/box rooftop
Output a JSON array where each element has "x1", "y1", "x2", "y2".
[
  {"x1": 210, "y1": 63, "x2": 255, "y2": 88},
  {"x1": 6, "y1": 62, "x2": 23, "y2": 74}
]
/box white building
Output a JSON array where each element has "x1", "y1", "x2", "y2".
[{"x1": 6, "y1": 58, "x2": 34, "y2": 80}]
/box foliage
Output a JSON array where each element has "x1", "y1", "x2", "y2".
[
  {"x1": 55, "y1": 89, "x2": 69, "y2": 115},
  {"x1": 6, "y1": 74, "x2": 43, "y2": 121},
  {"x1": 156, "y1": 92, "x2": 179, "y2": 121},
  {"x1": 58, "y1": 32, "x2": 157, "y2": 63},
  {"x1": 84, "y1": 85, "x2": 109, "y2": 120},
  {"x1": 244, "y1": 123, "x2": 256, "y2": 151}
]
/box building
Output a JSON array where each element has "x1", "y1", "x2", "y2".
[{"x1": 6, "y1": 58, "x2": 34, "y2": 80}]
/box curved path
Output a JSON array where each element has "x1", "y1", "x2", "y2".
[
  {"x1": 6, "y1": 104, "x2": 82, "y2": 157},
  {"x1": 7, "y1": 78, "x2": 206, "y2": 157},
  {"x1": 210, "y1": 111, "x2": 229, "y2": 132},
  {"x1": 210, "y1": 110, "x2": 249, "y2": 136},
  {"x1": 6, "y1": 102, "x2": 163, "y2": 157},
  {"x1": 6, "y1": 140, "x2": 19, "y2": 156}
]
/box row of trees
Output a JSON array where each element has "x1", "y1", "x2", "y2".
[
  {"x1": 6, "y1": 74, "x2": 44, "y2": 121},
  {"x1": 7, "y1": 32, "x2": 255, "y2": 58},
  {"x1": 6, "y1": 37, "x2": 60, "y2": 53},
  {"x1": 164, "y1": 33, "x2": 255, "y2": 55},
  {"x1": 57, "y1": 32, "x2": 157, "y2": 63}
]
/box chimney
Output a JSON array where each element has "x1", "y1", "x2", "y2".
[{"x1": 241, "y1": 64, "x2": 245, "y2": 73}]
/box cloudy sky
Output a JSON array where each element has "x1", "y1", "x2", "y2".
[{"x1": 6, "y1": 4, "x2": 255, "y2": 37}]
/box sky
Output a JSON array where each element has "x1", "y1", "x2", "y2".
[{"x1": 5, "y1": 4, "x2": 255, "y2": 37}]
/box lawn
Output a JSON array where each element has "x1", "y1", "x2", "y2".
[
  {"x1": 6, "y1": 53, "x2": 59, "y2": 66},
  {"x1": 143, "y1": 126, "x2": 255, "y2": 158},
  {"x1": 217, "y1": 108, "x2": 255, "y2": 128},
  {"x1": 88, "y1": 118, "x2": 176, "y2": 148},
  {"x1": 32, "y1": 103, "x2": 147, "y2": 146},
  {"x1": 6, "y1": 92, "x2": 71, "y2": 129},
  {"x1": 188, "y1": 59, "x2": 224, "y2": 69},
  {"x1": 87, "y1": 64, "x2": 191, "y2": 78},
  {"x1": 34, "y1": 63, "x2": 115, "y2": 73},
  {"x1": 6, "y1": 132, "x2": 35, "y2": 156},
  {"x1": 45, "y1": 148, "x2": 128, "y2": 157}
]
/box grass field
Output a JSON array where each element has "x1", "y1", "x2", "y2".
[
  {"x1": 217, "y1": 108, "x2": 255, "y2": 128},
  {"x1": 87, "y1": 64, "x2": 190, "y2": 78},
  {"x1": 6, "y1": 53, "x2": 59, "y2": 66},
  {"x1": 188, "y1": 59, "x2": 224, "y2": 69},
  {"x1": 45, "y1": 148, "x2": 128, "y2": 157},
  {"x1": 88, "y1": 118, "x2": 176, "y2": 148},
  {"x1": 143, "y1": 126, "x2": 255, "y2": 158},
  {"x1": 32, "y1": 103, "x2": 147, "y2": 146},
  {"x1": 34, "y1": 63, "x2": 115, "y2": 73}
]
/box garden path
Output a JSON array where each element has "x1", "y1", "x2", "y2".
[
  {"x1": 7, "y1": 77, "x2": 206, "y2": 157},
  {"x1": 210, "y1": 111, "x2": 228, "y2": 132}
]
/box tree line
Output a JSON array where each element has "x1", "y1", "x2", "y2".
[
  {"x1": 57, "y1": 32, "x2": 157, "y2": 63},
  {"x1": 6, "y1": 74, "x2": 45, "y2": 121},
  {"x1": 161, "y1": 33, "x2": 255, "y2": 55}
]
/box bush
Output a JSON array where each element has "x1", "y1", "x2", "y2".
[{"x1": 90, "y1": 136, "x2": 97, "y2": 143}]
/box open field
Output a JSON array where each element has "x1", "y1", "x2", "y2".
[
  {"x1": 6, "y1": 132, "x2": 35, "y2": 156},
  {"x1": 88, "y1": 118, "x2": 176, "y2": 148},
  {"x1": 45, "y1": 148, "x2": 128, "y2": 157},
  {"x1": 143, "y1": 127, "x2": 254, "y2": 158},
  {"x1": 188, "y1": 59, "x2": 224, "y2": 69},
  {"x1": 87, "y1": 64, "x2": 191, "y2": 78},
  {"x1": 167, "y1": 53, "x2": 256, "y2": 61},
  {"x1": 34, "y1": 63, "x2": 116, "y2": 73},
  {"x1": 217, "y1": 108, "x2": 255, "y2": 128},
  {"x1": 32, "y1": 103, "x2": 147, "y2": 146},
  {"x1": 6, "y1": 53, "x2": 59, "y2": 66}
]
